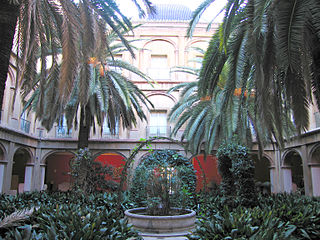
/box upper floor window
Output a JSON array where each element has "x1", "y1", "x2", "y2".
[
  {"x1": 148, "y1": 55, "x2": 170, "y2": 80},
  {"x1": 20, "y1": 112, "x2": 30, "y2": 134},
  {"x1": 147, "y1": 111, "x2": 170, "y2": 137}
]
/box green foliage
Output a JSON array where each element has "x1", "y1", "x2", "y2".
[
  {"x1": 22, "y1": 20, "x2": 153, "y2": 147},
  {"x1": 70, "y1": 148, "x2": 118, "y2": 195},
  {"x1": 0, "y1": 191, "x2": 140, "y2": 239},
  {"x1": 189, "y1": 193, "x2": 320, "y2": 240},
  {"x1": 117, "y1": 137, "x2": 184, "y2": 211},
  {"x1": 1, "y1": 190, "x2": 320, "y2": 239},
  {"x1": 168, "y1": 61, "x2": 255, "y2": 157},
  {"x1": 217, "y1": 140, "x2": 257, "y2": 207},
  {"x1": 187, "y1": 0, "x2": 320, "y2": 152},
  {"x1": 129, "y1": 149, "x2": 196, "y2": 215}
]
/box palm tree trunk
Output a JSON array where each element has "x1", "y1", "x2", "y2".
[
  {"x1": 78, "y1": 104, "x2": 92, "y2": 149},
  {"x1": 0, "y1": 1, "x2": 20, "y2": 120}
]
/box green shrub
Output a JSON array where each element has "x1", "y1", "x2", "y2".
[
  {"x1": 0, "y1": 192, "x2": 140, "y2": 240},
  {"x1": 129, "y1": 149, "x2": 196, "y2": 215},
  {"x1": 189, "y1": 193, "x2": 320, "y2": 240},
  {"x1": 217, "y1": 140, "x2": 257, "y2": 207},
  {"x1": 70, "y1": 148, "x2": 118, "y2": 195}
]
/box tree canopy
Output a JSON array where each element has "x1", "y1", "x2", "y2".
[{"x1": 181, "y1": 0, "x2": 320, "y2": 153}]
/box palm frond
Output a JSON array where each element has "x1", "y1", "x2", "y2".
[
  {"x1": 170, "y1": 66, "x2": 199, "y2": 76},
  {"x1": 274, "y1": 0, "x2": 308, "y2": 71},
  {"x1": 0, "y1": 208, "x2": 35, "y2": 229},
  {"x1": 59, "y1": 0, "x2": 80, "y2": 101},
  {"x1": 187, "y1": 0, "x2": 215, "y2": 38}
]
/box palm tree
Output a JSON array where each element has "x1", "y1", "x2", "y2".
[
  {"x1": 0, "y1": 1, "x2": 20, "y2": 116},
  {"x1": 186, "y1": 0, "x2": 320, "y2": 150},
  {"x1": 170, "y1": 62, "x2": 265, "y2": 156},
  {"x1": 169, "y1": 42, "x2": 296, "y2": 157},
  {"x1": 0, "y1": 0, "x2": 154, "y2": 119},
  {"x1": 23, "y1": 24, "x2": 153, "y2": 148}
]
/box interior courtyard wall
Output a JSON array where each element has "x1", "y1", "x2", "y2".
[{"x1": 0, "y1": 7, "x2": 320, "y2": 195}]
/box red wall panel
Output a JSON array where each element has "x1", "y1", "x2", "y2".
[
  {"x1": 95, "y1": 153, "x2": 125, "y2": 182},
  {"x1": 192, "y1": 155, "x2": 221, "y2": 191}
]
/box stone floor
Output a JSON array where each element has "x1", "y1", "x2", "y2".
[
  {"x1": 139, "y1": 231, "x2": 190, "y2": 240},
  {"x1": 143, "y1": 237, "x2": 187, "y2": 240}
]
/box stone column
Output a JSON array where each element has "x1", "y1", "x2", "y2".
[
  {"x1": 32, "y1": 146, "x2": 42, "y2": 191},
  {"x1": 300, "y1": 145, "x2": 312, "y2": 196},
  {"x1": 269, "y1": 166, "x2": 276, "y2": 193},
  {"x1": 274, "y1": 149, "x2": 283, "y2": 193},
  {"x1": 183, "y1": 50, "x2": 189, "y2": 81},
  {"x1": 309, "y1": 163, "x2": 320, "y2": 196},
  {"x1": 174, "y1": 49, "x2": 179, "y2": 65},
  {"x1": 3, "y1": 142, "x2": 15, "y2": 193},
  {"x1": 23, "y1": 163, "x2": 34, "y2": 192},
  {"x1": 0, "y1": 160, "x2": 8, "y2": 193},
  {"x1": 40, "y1": 163, "x2": 46, "y2": 191},
  {"x1": 282, "y1": 166, "x2": 293, "y2": 193},
  {"x1": 139, "y1": 49, "x2": 145, "y2": 71}
]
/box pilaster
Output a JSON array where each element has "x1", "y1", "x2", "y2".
[
  {"x1": 0, "y1": 160, "x2": 8, "y2": 193},
  {"x1": 3, "y1": 142, "x2": 15, "y2": 193},
  {"x1": 300, "y1": 145, "x2": 312, "y2": 196}
]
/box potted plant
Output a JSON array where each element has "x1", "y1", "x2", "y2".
[{"x1": 125, "y1": 149, "x2": 197, "y2": 237}]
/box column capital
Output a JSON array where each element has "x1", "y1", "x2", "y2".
[
  {"x1": 308, "y1": 162, "x2": 320, "y2": 167},
  {"x1": 281, "y1": 165, "x2": 292, "y2": 169}
]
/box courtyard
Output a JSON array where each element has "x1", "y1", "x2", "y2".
[{"x1": 1, "y1": 0, "x2": 320, "y2": 239}]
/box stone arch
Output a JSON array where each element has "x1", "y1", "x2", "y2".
[
  {"x1": 146, "y1": 93, "x2": 176, "y2": 111},
  {"x1": 0, "y1": 143, "x2": 7, "y2": 161},
  {"x1": 282, "y1": 149, "x2": 304, "y2": 194},
  {"x1": 308, "y1": 144, "x2": 320, "y2": 196},
  {"x1": 41, "y1": 150, "x2": 76, "y2": 164},
  {"x1": 118, "y1": 137, "x2": 187, "y2": 191},
  {"x1": 94, "y1": 151, "x2": 127, "y2": 189},
  {"x1": 134, "y1": 147, "x2": 186, "y2": 169},
  {"x1": 142, "y1": 39, "x2": 177, "y2": 80},
  {"x1": 146, "y1": 92, "x2": 177, "y2": 104},
  {"x1": 251, "y1": 154, "x2": 273, "y2": 194},
  {"x1": 185, "y1": 39, "x2": 208, "y2": 50},
  {"x1": 191, "y1": 154, "x2": 221, "y2": 192},
  {"x1": 43, "y1": 151, "x2": 75, "y2": 192},
  {"x1": 143, "y1": 38, "x2": 178, "y2": 51},
  {"x1": 262, "y1": 153, "x2": 274, "y2": 165},
  {"x1": 134, "y1": 149, "x2": 191, "y2": 171},
  {"x1": 130, "y1": 151, "x2": 150, "y2": 171},
  {"x1": 309, "y1": 143, "x2": 320, "y2": 163},
  {"x1": 93, "y1": 150, "x2": 127, "y2": 160},
  {"x1": 184, "y1": 40, "x2": 208, "y2": 68},
  {"x1": 14, "y1": 146, "x2": 34, "y2": 163},
  {"x1": 11, "y1": 147, "x2": 33, "y2": 193},
  {"x1": 137, "y1": 151, "x2": 152, "y2": 165},
  {"x1": 282, "y1": 149, "x2": 302, "y2": 166}
]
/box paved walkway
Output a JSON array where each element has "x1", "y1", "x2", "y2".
[
  {"x1": 143, "y1": 237, "x2": 187, "y2": 240},
  {"x1": 139, "y1": 231, "x2": 191, "y2": 240}
]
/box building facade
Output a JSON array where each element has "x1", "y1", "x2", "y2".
[{"x1": 0, "y1": 4, "x2": 320, "y2": 196}]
